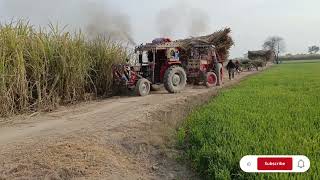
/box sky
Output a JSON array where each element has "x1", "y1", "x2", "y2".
[{"x1": 0, "y1": 0, "x2": 319, "y2": 58}]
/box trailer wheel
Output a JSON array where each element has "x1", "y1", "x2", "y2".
[
  {"x1": 135, "y1": 78, "x2": 150, "y2": 96},
  {"x1": 205, "y1": 72, "x2": 218, "y2": 87},
  {"x1": 164, "y1": 66, "x2": 187, "y2": 93}
]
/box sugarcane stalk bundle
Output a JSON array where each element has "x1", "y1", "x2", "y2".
[{"x1": 176, "y1": 28, "x2": 234, "y2": 61}]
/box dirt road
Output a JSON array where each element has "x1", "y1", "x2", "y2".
[{"x1": 0, "y1": 68, "x2": 268, "y2": 180}]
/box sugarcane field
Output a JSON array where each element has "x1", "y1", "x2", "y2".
[{"x1": 0, "y1": 1, "x2": 320, "y2": 180}]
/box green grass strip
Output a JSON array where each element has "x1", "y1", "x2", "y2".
[{"x1": 179, "y1": 61, "x2": 320, "y2": 179}]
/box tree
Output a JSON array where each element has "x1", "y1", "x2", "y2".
[
  {"x1": 308, "y1": 45, "x2": 319, "y2": 54},
  {"x1": 263, "y1": 36, "x2": 285, "y2": 64}
]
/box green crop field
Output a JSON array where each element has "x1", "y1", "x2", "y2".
[{"x1": 178, "y1": 61, "x2": 320, "y2": 179}]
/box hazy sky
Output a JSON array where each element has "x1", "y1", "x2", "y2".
[{"x1": 0, "y1": 0, "x2": 319, "y2": 57}]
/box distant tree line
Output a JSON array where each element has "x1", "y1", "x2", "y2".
[
  {"x1": 280, "y1": 45, "x2": 320, "y2": 61},
  {"x1": 280, "y1": 54, "x2": 320, "y2": 61},
  {"x1": 308, "y1": 45, "x2": 320, "y2": 54}
]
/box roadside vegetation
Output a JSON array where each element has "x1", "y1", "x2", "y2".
[
  {"x1": 0, "y1": 21, "x2": 128, "y2": 117},
  {"x1": 178, "y1": 61, "x2": 320, "y2": 179}
]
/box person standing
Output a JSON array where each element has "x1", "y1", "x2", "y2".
[
  {"x1": 226, "y1": 60, "x2": 236, "y2": 80},
  {"x1": 235, "y1": 60, "x2": 241, "y2": 74},
  {"x1": 174, "y1": 49, "x2": 180, "y2": 60}
]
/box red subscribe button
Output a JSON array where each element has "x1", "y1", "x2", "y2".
[{"x1": 258, "y1": 157, "x2": 293, "y2": 170}]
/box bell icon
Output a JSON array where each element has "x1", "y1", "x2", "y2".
[{"x1": 298, "y1": 160, "x2": 305, "y2": 168}]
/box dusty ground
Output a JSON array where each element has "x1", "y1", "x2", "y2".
[{"x1": 0, "y1": 67, "x2": 269, "y2": 180}]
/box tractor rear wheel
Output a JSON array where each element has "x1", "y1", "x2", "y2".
[
  {"x1": 164, "y1": 66, "x2": 187, "y2": 93},
  {"x1": 205, "y1": 72, "x2": 218, "y2": 87},
  {"x1": 135, "y1": 78, "x2": 150, "y2": 96}
]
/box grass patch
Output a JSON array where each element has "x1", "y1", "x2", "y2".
[{"x1": 179, "y1": 62, "x2": 320, "y2": 179}]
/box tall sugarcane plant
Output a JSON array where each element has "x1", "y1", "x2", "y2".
[{"x1": 0, "y1": 20, "x2": 127, "y2": 116}]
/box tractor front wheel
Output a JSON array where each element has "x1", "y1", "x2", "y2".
[
  {"x1": 135, "y1": 78, "x2": 150, "y2": 96},
  {"x1": 205, "y1": 72, "x2": 218, "y2": 88},
  {"x1": 164, "y1": 66, "x2": 187, "y2": 93}
]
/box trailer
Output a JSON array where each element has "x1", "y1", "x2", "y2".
[
  {"x1": 113, "y1": 42, "x2": 223, "y2": 96},
  {"x1": 113, "y1": 29, "x2": 233, "y2": 96}
]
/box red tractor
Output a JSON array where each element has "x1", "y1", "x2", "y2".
[
  {"x1": 186, "y1": 44, "x2": 224, "y2": 87},
  {"x1": 113, "y1": 39, "x2": 224, "y2": 96}
]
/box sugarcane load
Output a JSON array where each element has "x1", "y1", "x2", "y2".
[{"x1": 113, "y1": 28, "x2": 234, "y2": 96}]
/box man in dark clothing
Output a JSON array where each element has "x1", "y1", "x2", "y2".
[{"x1": 226, "y1": 60, "x2": 236, "y2": 80}]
